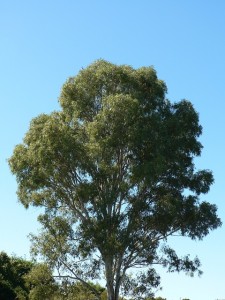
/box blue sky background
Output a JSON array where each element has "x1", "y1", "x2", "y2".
[{"x1": 1, "y1": 1, "x2": 225, "y2": 299}]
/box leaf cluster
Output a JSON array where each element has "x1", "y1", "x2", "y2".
[{"x1": 0, "y1": 252, "x2": 34, "y2": 299}]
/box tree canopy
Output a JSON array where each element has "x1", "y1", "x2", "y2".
[
  {"x1": 0, "y1": 251, "x2": 33, "y2": 299},
  {"x1": 9, "y1": 59, "x2": 221, "y2": 300}
]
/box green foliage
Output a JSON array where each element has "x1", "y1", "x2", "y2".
[
  {"x1": 9, "y1": 60, "x2": 221, "y2": 300},
  {"x1": 24, "y1": 263, "x2": 58, "y2": 300},
  {"x1": 55, "y1": 281, "x2": 107, "y2": 300},
  {"x1": 0, "y1": 252, "x2": 114, "y2": 300},
  {"x1": 0, "y1": 251, "x2": 33, "y2": 300}
]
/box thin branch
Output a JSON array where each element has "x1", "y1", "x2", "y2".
[{"x1": 58, "y1": 258, "x2": 102, "y2": 300}]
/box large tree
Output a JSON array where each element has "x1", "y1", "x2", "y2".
[{"x1": 9, "y1": 60, "x2": 221, "y2": 300}]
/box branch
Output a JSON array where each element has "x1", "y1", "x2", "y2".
[{"x1": 58, "y1": 258, "x2": 102, "y2": 300}]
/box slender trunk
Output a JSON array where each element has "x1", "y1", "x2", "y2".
[
  {"x1": 107, "y1": 285, "x2": 115, "y2": 300},
  {"x1": 114, "y1": 255, "x2": 123, "y2": 300},
  {"x1": 114, "y1": 281, "x2": 121, "y2": 300},
  {"x1": 105, "y1": 257, "x2": 116, "y2": 300}
]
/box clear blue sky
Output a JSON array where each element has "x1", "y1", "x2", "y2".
[{"x1": 1, "y1": 1, "x2": 225, "y2": 299}]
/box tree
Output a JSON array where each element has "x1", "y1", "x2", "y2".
[
  {"x1": 0, "y1": 251, "x2": 33, "y2": 300},
  {"x1": 24, "y1": 263, "x2": 58, "y2": 300},
  {"x1": 9, "y1": 60, "x2": 221, "y2": 300},
  {"x1": 24, "y1": 262, "x2": 108, "y2": 300},
  {"x1": 0, "y1": 252, "x2": 107, "y2": 300}
]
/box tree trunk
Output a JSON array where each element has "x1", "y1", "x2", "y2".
[
  {"x1": 114, "y1": 256, "x2": 123, "y2": 300},
  {"x1": 114, "y1": 282, "x2": 120, "y2": 300},
  {"x1": 104, "y1": 257, "x2": 118, "y2": 300}
]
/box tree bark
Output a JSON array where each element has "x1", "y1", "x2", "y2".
[
  {"x1": 114, "y1": 255, "x2": 123, "y2": 300},
  {"x1": 104, "y1": 256, "x2": 124, "y2": 300},
  {"x1": 104, "y1": 257, "x2": 117, "y2": 300}
]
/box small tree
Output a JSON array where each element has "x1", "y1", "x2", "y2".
[
  {"x1": 9, "y1": 60, "x2": 221, "y2": 300},
  {"x1": 24, "y1": 263, "x2": 58, "y2": 300}
]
